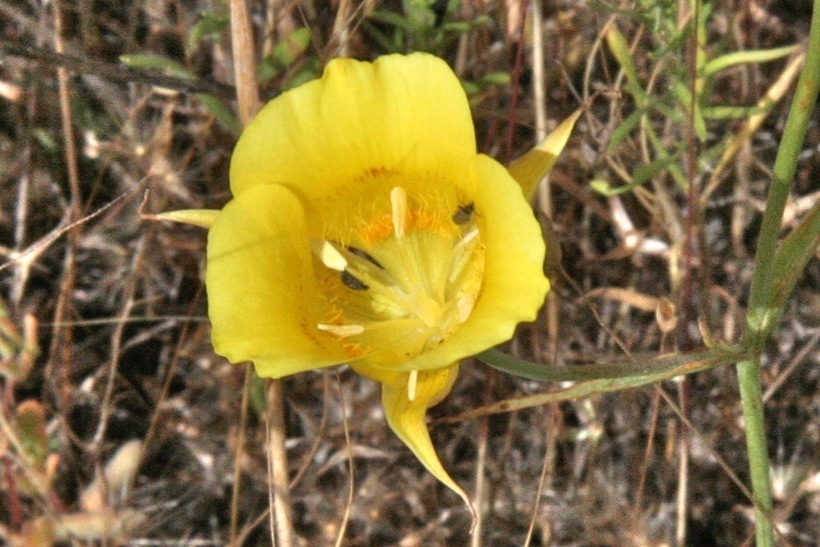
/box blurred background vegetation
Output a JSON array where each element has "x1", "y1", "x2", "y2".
[{"x1": 0, "y1": 0, "x2": 817, "y2": 545}]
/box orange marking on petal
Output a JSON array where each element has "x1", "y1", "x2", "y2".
[
  {"x1": 355, "y1": 166, "x2": 394, "y2": 182},
  {"x1": 338, "y1": 339, "x2": 364, "y2": 357},
  {"x1": 360, "y1": 209, "x2": 454, "y2": 246},
  {"x1": 359, "y1": 215, "x2": 395, "y2": 246}
]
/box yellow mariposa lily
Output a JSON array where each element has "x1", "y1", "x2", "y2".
[{"x1": 159, "y1": 52, "x2": 577, "y2": 509}]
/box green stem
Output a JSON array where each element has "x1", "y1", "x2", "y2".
[
  {"x1": 736, "y1": 359, "x2": 774, "y2": 546},
  {"x1": 744, "y1": 1, "x2": 820, "y2": 350},
  {"x1": 739, "y1": 2, "x2": 820, "y2": 545}
]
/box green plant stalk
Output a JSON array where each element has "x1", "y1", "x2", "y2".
[
  {"x1": 738, "y1": 2, "x2": 820, "y2": 546},
  {"x1": 745, "y1": 1, "x2": 820, "y2": 350},
  {"x1": 736, "y1": 359, "x2": 774, "y2": 547}
]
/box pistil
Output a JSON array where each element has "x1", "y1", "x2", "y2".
[{"x1": 313, "y1": 186, "x2": 485, "y2": 365}]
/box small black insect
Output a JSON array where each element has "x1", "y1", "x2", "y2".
[
  {"x1": 341, "y1": 270, "x2": 369, "y2": 291},
  {"x1": 452, "y1": 202, "x2": 475, "y2": 225}
]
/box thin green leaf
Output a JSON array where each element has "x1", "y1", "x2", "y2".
[
  {"x1": 606, "y1": 26, "x2": 648, "y2": 105},
  {"x1": 632, "y1": 156, "x2": 678, "y2": 186},
  {"x1": 606, "y1": 107, "x2": 646, "y2": 151},
  {"x1": 257, "y1": 28, "x2": 312, "y2": 85},
  {"x1": 361, "y1": 21, "x2": 401, "y2": 53},
  {"x1": 670, "y1": 81, "x2": 707, "y2": 140},
  {"x1": 256, "y1": 58, "x2": 280, "y2": 85},
  {"x1": 189, "y1": 14, "x2": 229, "y2": 48},
  {"x1": 195, "y1": 94, "x2": 241, "y2": 136},
  {"x1": 441, "y1": 21, "x2": 470, "y2": 32},
  {"x1": 442, "y1": 14, "x2": 489, "y2": 32},
  {"x1": 443, "y1": 346, "x2": 750, "y2": 421},
  {"x1": 119, "y1": 54, "x2": 196, "y2": 81},
  {"x1": 460, "y1": 80, "x2": 480, "y2": 95},
  {"x1": 591, "y1": 157, "x2": 676, "y2": 196},
  {"x1": 368, "y1": 9, "x2": 417, "y2": 31},
  {"x1": 703, "y1": 103, "x2": 774, "y2": 119},
  {"x1": 480, "y1": 72, "x2": 510, "y2": 85},
  {"x1": 274, "y1": 28, "x2": 312, "y2": 67},
  {"x1": 477, "y1": 345, "x2": 746, "y2": 383},
  {"x1": 704, "y1": 45, "x2": 799, "y2": 78},
  {"x1": 765, "y1": 199, "x2": 820, "y2": 338},
  {"x1": 249, "y1": 371, "x2": 267, "y2": 417},
  {"x1": 645, "y1": 124, "x2": 689, "y2": 188}
]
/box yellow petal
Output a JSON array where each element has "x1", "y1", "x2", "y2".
[
  {"x1": 385, "y1": 154, "x2": 550, "y2": 372},
  {"x1": 365, "y1": 363, "x2": 473, "y2": 510},
  {"x1": 229, "y1": 53, "x2": 476, "y2": 209},
  {"x1": 507, "y1": 109, "x2": 581, "y2": 200},
  {"x1": 206, "y1": 184, "x2": 349, "y2": 377},
  {"x1": 152, "y1": 209, "x2": 220, "y2": 229}
]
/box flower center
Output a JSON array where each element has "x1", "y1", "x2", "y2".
[{"x1": 312, "y1": 185, "x2": 485, "y2": 372}]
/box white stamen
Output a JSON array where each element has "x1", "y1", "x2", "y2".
[
  {"x1": 408, "y1": 369, "x2": 418, "y2": 401},
  {"x1": 454, "y1": 227, "x2": 479, "y2": 252},
  {"x1": 456, "y1": 294, "x2": 475, "y2": 323},
  {"x1": 311, "y1": 240, "x2": 348, "y2": 271},
  {"x1": 390, "y1": 187, "x2": 408, "y2": 239},
  {"x1": 317, "y1": 323, "x2": 365, "y2": 337},
  {"x1": 448, "y1": 228, "x2": 481, "y2": 285}
]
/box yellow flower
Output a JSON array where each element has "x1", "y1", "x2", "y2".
[{"x1": 159, "y1": 53, "x2": 577, "y2": 508}]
